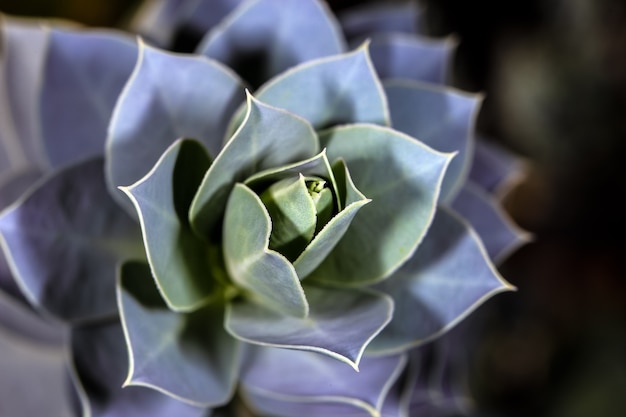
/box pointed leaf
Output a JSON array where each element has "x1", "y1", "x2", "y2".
[
  {"x1": 230, "y1": 45, "x2": 389, "y2": 134},
  {"x1": 450, "y1": 182, "x2": 530, "y2": 263},
  {"x1": 121, "y1": 139, "x2": 216, "y2": 311},
  {"x1": 190, "y1": 93, "x2": 319, "y2": 238},
  {"x1": 199, "y1": 0, "x2": 345, "y2": 88},
  {"x1": 385, "y1": 80, "x2": 482, "y2": 201},
  {"x1": 41, "y1": 28, "x2": 138, "y2": 168},
  {"x1": 71, "y1": 319, "x2": 208, "y2": 417},
  {"x1": 106, "y1": 41, "x2": 245, "y2": 209},
  {"x1": 225, "y1": 285, "x2": 393, "y2": 369},
  {"x1": 310, "y1": 124, "x2": 453, "y2": 286},
  {"x1": 223, "y1": 183, "x2": 308, "y2": 318},
  {"x1": 368, "y1": 207, "x2": 514, "y2": 354},
  {"x1": 119, "y1": 261, "x2": 241, "y2": 407},
  {"x1": 339, "y1": 2, "x2": 423, "y2": 41},
  {"x1": 369, "y1": 34, "x2": 456, "y2": 84},
  {"x1": 0, "y1": 158, "x2": 144, "y2": 322},
  {"x1": 241, "y1": 348, "x2": 406, "y2": 417}
]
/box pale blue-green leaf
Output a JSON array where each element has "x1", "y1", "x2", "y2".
[
  {"x1": 121, "y1": 139, "x2": 216, "y2": 312},
  {"x1": 230, "y1": 45, "x2": 389, "y2": 134},
  {"x1": 450, "y1": 181, "x2": 530, "y2": 263},
  {"x1": 339, "y1": 1, "x2": 423, "y2": 41},
  {"x1": 0, "y1": 17, "x2": 50, "y2": 173},
  {"x1": 119, "y1": 261, "x2": 241, "y2": 407},
  {"x1": 71, "y1": 319, "x2": 209, "y2": 417},
  {"x1": 190, "y1": 93, "x2": 319, "y2": 238},
  {"x1": 41, "y1": 28, "x2": 137, "y2": 168},
  {"x1": 198, "y1": 0, "x2": 345, "y2": 89},
  {"x1": 0, "y1": 324, "x2": 74, "y2": 417},
  {"x1": 0, "y1": 158, "x2": 144, "y2": 322},
  {"x1": 292, "y1": 159, "x2": 370, "y2": 279},
  {"x1": 225, "y1": 285, "x2": 393, "y2": 369},
  {"x1": 222, "y1": 183, "x2": 308, "y2": 318},
  {"x1": 310, "y1": 124, "x2": 453, "y2": 286},
  {"x1": 385, "y1": 79, "x2": 481, "y2": 202},
  {"x1": 369, "y1": 34, "x2": 456, "y2": 85},
  {"x1": 469, "y1": 137, "x2": 528, "y2": 199},
  {"x1": 241, "y1": 347, "x2": 406, "y2": 417},
  {"x1": 368, "y1": 207, "x2": 515, "y2": 354},
  {"x1": 106, "y1": 41, "x2": 244, "y2": 209}
]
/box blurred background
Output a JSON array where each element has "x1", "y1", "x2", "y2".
[{"x1": 1, "y1": 0, "x2": 625, "y2": 416}]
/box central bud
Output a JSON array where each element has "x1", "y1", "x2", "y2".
[{"x1": 259, "y1": 175, "x2": 335, "y2": 261}]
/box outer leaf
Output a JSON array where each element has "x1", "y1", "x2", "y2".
[
  {"x1": 121, "y1": 139, "x2": 216, "y2": 311},
  {"x1": 339, "y1": 1, "x2": 423, "y2": 41},
  {"x1": 230, "y1": 45, "x2": 389, "y2": 134},
  {"x1": 190, "y1": 93, "x2": 319, "y2": 238},
  {"x1": 198, "y1": 0, "x2": 345, "y2": 88},
  {"x1": 0, "y1": 158, "x2": 144, "y2": 322},
  {"x1": 369, "y1": 34, "x2": 456, "y2": 85},
  {"x1": 225, "y1": 285, "x2": 393, "y2": 369},
  {"x1": 368, "y1": 207, "x2": 515, "y2": 354},
  {"x1": 310, "y1": 124, "x2": 453, "y2": 286},
  {"x1": 385, "y1": 80, "x2": 482, "y2": 202},
  {"x1": 70, "y1": 319, "x2": 208, "y2": 417},
  {"x1": 41, "y1": 29, "x2": 138, "y2": 168},
  {"x1": 106, "y1": 40, "x2": 244, "y2": 208},
  {"x1": 241, "y1": 347, "x2": 406, "y2": 417},
  {"x1": 450, "y1": 182, "x2": 531, "y2": 263},
  {"x1": 118, "y1": 261, "x2": 241, "y2": 407},
  {"x1": 222, "y1": 183, "x2": 308, "y2": 318}
]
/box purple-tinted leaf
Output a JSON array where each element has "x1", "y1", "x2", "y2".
[
  {"x1": 199, "y1": 0, "x2": 345, "y2": 89},
  {"x1": 119, "y1": 261, "x2": 241, "y2": 407},
  {"x1": 70, "y1": 319, "x2": 209, "y2": 417},
  {"x1": 469, "y1": 137, "x2": 528, "y2": 199},
  {"x1": 241, "y1": 347, "x2": 406, "y2": 417},
  {"x1": 385, "y1": 80, "x2": 482, "y2": 202},
  {"x1": 233, "y1": 45, "x2": 389, "y2": 134},
  {"x1": 0, "y1": 324, "x2": 74, "y2": 417},
  {"x1": 310, "y1": 124, "x2": 452, "y2": 286},
  {"x1": 106, "y1": 41, "x2": 245, "y2": 209},
  {"x1": 339, "y1": 1, "x2": 423, "y2": 41},
  {"x1": 0, "y1": 158, "x2": 144, "y2": 322},
  {"x1": 368, "y1": 207, "x2": 514, "y2": 354},
  {"x1": 369, "y1": 34, "x2": 456, "y2": 85},
  {"x1": 122, "y1": 139, "x2": 216, "y2": 311},
  {"x1": 450, "y1": 182, "x2": 531, "y2": 263},
  {"x1": 190, "y1": 93, "x2": 319, "y2": 238},
  {"x1": 225, "y1": 285, "x2": 393, "y2": 369},
  {"x1": 41, "y1": 29, "x2": 137, "y2": 168}
]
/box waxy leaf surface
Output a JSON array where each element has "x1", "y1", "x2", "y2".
[
  {"x1": 311, "y1": 124, "x2": 452, "y2": 286},
  {"x1": 199, "y1": 0, "x2": 345, "y2": 88},
  {"x1": 469, "y1": 138, "x2": 528, "y2": 198},
  {"x1": 122, "y1": 139, "x2": 216, "y2": 311},
  {"x1": 41, "y1": 29, "x2": 137, "y2": 168},
  {"x1": 107, "y1": 41, "x2": 244, "y2": 206},
  {"x1": 241, "y1": 347, "x2": 406, "y2": 417},
  {"x1": 191, "y1": 94, "x2": 319, "y2": 238},
  {"x1": 368, "y1": 207, "x2": 513, "y2": 354},
  {"x1": 451, "y1": 182, "x2": 530, "y2": 263},
  {"x1": 119, "y1": 261, "x2": 241, "y2": 407},
  {"x1": 223, "y1": 183, "x2": 308, "y2": 318},
  {"x1": 0, "y1": 158, "x2": 144, "y2": 322},
  {"x1": 71, "y1": 319, "x2": 208, "y2": 417},
  {"x1": 385, "y1": 80, "x2": 481, "y2": 201},
  {"x1": 225, "y1": 285, "x2": 393, "y2": 369},
  {"x1": 339, "y1": 2, "x2": 422, "y2": 41}
]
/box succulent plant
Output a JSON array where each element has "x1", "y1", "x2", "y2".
[{"x1": 0, "y1": 1, "x2": 528, "y2": 416}]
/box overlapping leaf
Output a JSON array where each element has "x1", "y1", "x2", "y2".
[
  {"x1": 368, "y1": 207, "x2": 514, "y2": 354},
  {"x1": 199, "y1": 0, "x2": 345, "y2": 88},
  {"x1": 339, "y1": 1, "x2": 423, "y2": 41},
  {"x1": 385, "y1": 80, "x2": 481, "y2": 202},
  {"x1": 118, "y1": 261, "x2": 241, "y2": 407},
  {"x1": 0, "y1": 158, "x2": 144, "y2": 322},
  {"x1": 469, "y1": 137, "x2": 528, "y2": 198}
]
